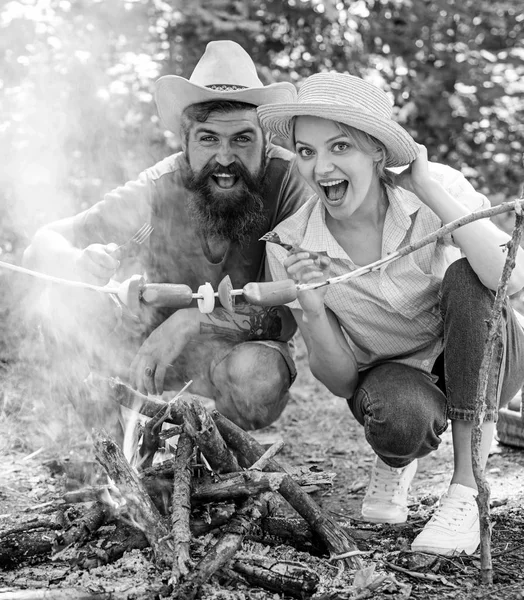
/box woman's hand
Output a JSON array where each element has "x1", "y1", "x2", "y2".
[
  {"x1": 284, "y1": 251, "x2": 331, "y2": 316},
  {"x1": 130, "y1": 309, "x2": 199, "y2": 396},
  {"x1": 394, "y1": 144, "x2": 433, "y2": 200}
]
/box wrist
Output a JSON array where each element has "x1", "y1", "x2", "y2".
[{"x1": 301, "y1": 305, "x2": 328, "y2": 325}]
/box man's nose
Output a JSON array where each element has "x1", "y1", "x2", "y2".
[{"x1": 215, "y1": 143, "x2": 235, "y2": 167}]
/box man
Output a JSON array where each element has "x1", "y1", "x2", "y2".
[{"x1": 23, "y1": 40, "x2": 310, "y2": 435}]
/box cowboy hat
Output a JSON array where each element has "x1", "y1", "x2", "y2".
[
  {"x1": 155, "y1": 40, "x2": 297, "y2": 135},
  {"x1": 256, "y1": 72, "x2": 419, "y2": 167}
]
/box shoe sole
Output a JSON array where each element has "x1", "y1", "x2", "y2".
[
  {"x1": 496, "y1": 407, "x2": 524, "y2": 449},
  {"x1": 361, "y1": 513, "x2": 407, "y2": 525},
  {"x1": 411, "y1": 541, "x2": 479, "y2": 556}
]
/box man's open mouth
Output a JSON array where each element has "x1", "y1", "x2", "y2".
[
  {"x1": 212, "y1": 173, "x2": 238, "y2": 190},
  {"x1": 319, "y1": 179, "x2": 348, "y2": 202}
]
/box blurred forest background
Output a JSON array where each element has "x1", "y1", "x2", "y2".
[
  {"x1": 1, "y1": 0, "x2": 523, "y2": 259},
  {"x1": 0, "y1": 0, "x2": 523, "y2": 447}
]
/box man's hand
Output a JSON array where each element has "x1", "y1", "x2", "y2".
[
  {"x1": 130, "y1": 309, "x2": 199, "y2": 396},
  {"x1": 75, "y1": 243, "x2": 121, "y2": 286}
]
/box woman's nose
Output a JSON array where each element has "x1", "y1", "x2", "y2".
[{"x1": 314, "y1": 154, "x2": 335, "y2": 178}]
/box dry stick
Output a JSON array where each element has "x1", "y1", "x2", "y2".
[
  {"x1": 211, "y1": 411, "x2": 364, "y2": 569},
  {"x1": 91, "y1": 428, "x2": 174, "y2": 568},
  {"x1": 179, "y1": 395, "x2": 241, "y2": 473},
  {"x1": 192, "y1": 471, "x2": 286, "y2": 503},
  {"x1": 249, "y1": 440, "x2": 285, "y2": 470},
  {"x1": 472, "y1": 201, "x2": 524, "y2": 585},
  {"x1": 298, "y1": 197, "x2": 524, "y2": 292},
  {"x1": 171, "y1": 432, "x2": 194, "y2": 586}
]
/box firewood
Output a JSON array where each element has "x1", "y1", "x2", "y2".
[
  {"x1": 174, "y1": 497, "x2": 262, "y2": 600},
  {"x1": 171, "y1": 432, "x2": 194, "y2": 585},
  {"x1": 192, "y1": 471, "x2": 286, "y2": 503},
  {"x1": 211, "y1": 411, "x2": 364, "y2": 568},
  {"x1": 140, "y1": 458, "x2": 336, "y2": 488},
  {"x1": 179, "y1": 396, "x2": 240, "y2": 473},
  {"x1": 230, "y1": 556, "x2": 320, "y2": 598},
  {"x1": 0, "y1": 504, "x2": 106, "y2": 569},
  {"x1": 0, "y1": 529, "x2": 55, "y2": 569},
  {"x1": 54, "y1": 502, "x2": 107, "y2": 550},
  {"x1": 89, "y1": 373, "x2": 183, "y2": 423},
  {"x1": 0, "y1": 589, "x2": 116, "y2": 600},
  {"x1": 91, "y1": 429, "x2": 174, "y2": 568}
]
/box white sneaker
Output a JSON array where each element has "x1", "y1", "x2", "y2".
[
  {"x1": 411, "y1": 483, "x2": 480, "y2": 555},
  {"x1": 361, "y1": 457, "x2": 417, "y2": 524}
]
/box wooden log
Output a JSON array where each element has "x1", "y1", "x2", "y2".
[
  {"x1": 92, "y1": 429, "x2": 174, "y2": 568},
  {"x1": 140, "y1": 459, "x2": 336, "y2": 488},
  {"x1": 55, "y1": 502, "x2": 107, "y2": 550},
  {"x1": 0, "y1": 530, "x2": 54, "y2": 569},
  {"x1": 0, "y1": 504, "x2": 106, "y2": 569},
  {"x1": 174, "y1": 497, "x2": 262, "y2": 600},
  {"x1": 171, "y1": 432, "x2": 194, "y2": 585},
  {"x1": 190, "y1": 504, "x2": 237, "y2": 537},
  {"x1": 192, "y1": 471, "x2": 285, "y2": 503},
  {"x1": 230, "y1": 556, "x2": 319, "y2": 598},
  {"x1": 211, "y1": 411, "x2": 364, "y2": 568},
  {"x1": 0, "y1": 590, "x2": 115, "y2": 600},
  {"x1": 179, "y1": 396, "x2": 240, "y2": 473}
]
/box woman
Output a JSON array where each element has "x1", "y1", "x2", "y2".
[{"x1": 257, "y1": 73, "x2": 524, "y2": 556}]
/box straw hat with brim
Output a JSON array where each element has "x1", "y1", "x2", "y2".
[
  {"x1": 257, "y1": 72, "x2": 419, "y2": 168},
  {"x1": 155, "y1": 40, "x2": 297, "y2": 135}
]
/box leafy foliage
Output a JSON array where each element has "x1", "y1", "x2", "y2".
[{"x1": 0, "y1": 0, "x2": 523, "y2": 257}]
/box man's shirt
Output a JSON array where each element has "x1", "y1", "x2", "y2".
[
  {"x1": 266, "y1": 163, "x2": 490, "y2": 374},
  {"x1": 72, "y1": 144, "x2": 309, "y2": 324}
]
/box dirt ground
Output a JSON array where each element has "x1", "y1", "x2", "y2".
[{"x1": 1, "y1": 283, "x2": 524, "y2": 600}]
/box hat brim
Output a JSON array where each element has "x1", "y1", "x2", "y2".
[
  {"x1": 155, "y1": 76, "x2": 297, "y2": 135},
  {"x1": 257, "y1": 104, "x2": 419, "y2": 168}
]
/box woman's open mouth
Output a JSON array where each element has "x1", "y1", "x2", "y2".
[{"x1": 319, "y1": 179, "x2": 348, "y2": 204}]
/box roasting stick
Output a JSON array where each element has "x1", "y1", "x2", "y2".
[
  {"x1": 0, "y1": 259, "x2": 121, "y2": 294},
  {"x1": 281, "y1": 197, "x2": 524, "y2": 293},
  {"x1": 1, "y1": 197, "x2": 523, "y2": 312}
]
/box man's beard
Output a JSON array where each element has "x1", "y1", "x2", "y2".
[{"x1": 184, "y1": 156, "x2": 267, "y2": 246}]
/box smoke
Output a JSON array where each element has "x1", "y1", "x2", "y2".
[{"x1": 0, "y1": 1, "x2": 168, "y2": 456}]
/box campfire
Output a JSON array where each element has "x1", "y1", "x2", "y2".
[{"x1": 0, "y1": 377, "x2": 376, "y2": 600}]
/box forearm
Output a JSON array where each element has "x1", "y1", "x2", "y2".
[
  {"x1": 187, "y1": 304, "x2": 297, "y2": 343},
  {"x1": 23, "y1": 226, "x2": 83, "y2": 279},
  {"x1": 417, "y1": 180, "x2": 524, "y2": 293},
  {"x1": 296, "y1": 307, "x2": 358, "y2": 398}
]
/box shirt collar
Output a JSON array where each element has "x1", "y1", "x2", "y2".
[
  {"x1": 300, "y1": 200, "x2": 353, "y2": 260},
  {"x1": 297, "y1": 187, "x2": 423, "y2": 260}
]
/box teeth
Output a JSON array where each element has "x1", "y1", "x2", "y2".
[
  {"x1": 319, "y1": 180, "x2": 344, "y2": 187},
  {"x1": 215, "y1": 173, "x2": 234, "y2": 178}
]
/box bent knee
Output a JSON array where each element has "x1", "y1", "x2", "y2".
[{"x1": 212, "y1": 343, "x2": 291, "y2": 430}]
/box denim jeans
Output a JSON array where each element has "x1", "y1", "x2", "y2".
[{"x1": 347, "y1": 258, "x2": 524, "y2": 468}]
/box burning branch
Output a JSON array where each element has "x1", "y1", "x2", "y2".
[{"x1": 92, "y1": 429, "x2": 175, "y2": 568}]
